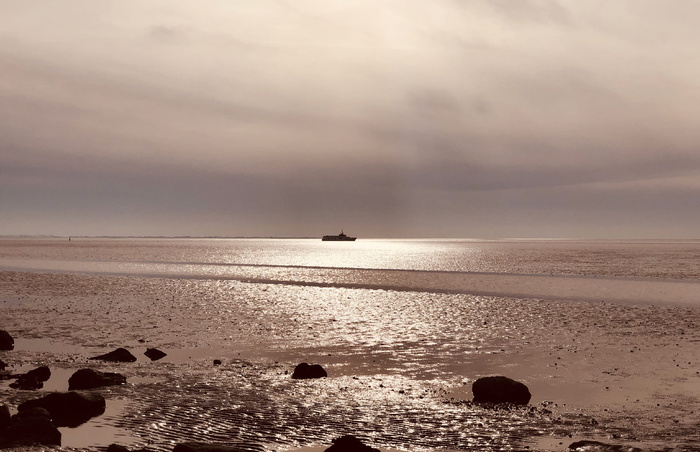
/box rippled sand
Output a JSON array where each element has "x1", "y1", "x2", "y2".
[{"x1": 1, "y1": 271, "x2": 699, "y2": 451}]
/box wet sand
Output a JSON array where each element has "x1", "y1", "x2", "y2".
[{"x1": 1, "y1": 270, "x2": 699, "y2": 451}]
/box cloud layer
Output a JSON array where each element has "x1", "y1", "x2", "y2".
[{"x1": 2, "y1": 0, "x2": 700, "y2": 237}]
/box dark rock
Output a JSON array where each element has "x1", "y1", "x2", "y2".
[
  {"x1": 0, "y1": 359, "x2": 7, "y2": 371},
  {"x1": 291, "y1": 362, "x2": 327, "y2": 379},
  {"x1": 69, "y1": 368, "x2": 127, "y2": 390},
  {"x1": 0, "y1": 330, "x2": 14, "y2": 350},
  {"x1": 18, "y1": 391, "x2": 106, "y2": 427},
  {"x1": 472, "y1": 376, "x2": 531, "y2": 405},
  {"x1": 10, "y1": 366, "x2": 51, "y2": 390},
  {"x1": 213, "y1": 359, "x2": 222, "y2": 366},
  {"x1": 90, "y1": 347, "x2": 137, "y2": 362},
  {"x1": 14, "y1": 407, "x2": 51, "y2": 420},
  {"x1": 325, "y1": 435, "x2": 381, "y2": 452},
  {"x1": 0, "y1": 405, "x2": 9, "y2": 430},
  {"x1": 0, "y1": 407, "x2": 61, "y2": 448},
  {"x1": 144, "y1": 348, "x2": 167, "y2": 361},
  {"x1": 569, "y1": 440, "x2": 642, "y2": 452},
  {"x1": 107, "y1": 444, "x2": 153, "y2": 452},
  {"x1": 26, "y1": 366, "x2": 51, "y2": 382},
  {"x1": 173, "y1": 442, "x2": 248, "y2": 452},
  {"x1": 10, "y1": 374, "x2": 43, "y2": 390},
  {"x1": 107, "y1": 445, "x2": 132, "y2": 452}
]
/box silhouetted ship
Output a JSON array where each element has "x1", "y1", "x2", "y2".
[{"x1": 322, "y1": 230, "x2": 356, "y2": 241}]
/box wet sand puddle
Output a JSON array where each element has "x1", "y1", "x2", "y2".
[{"x1": 1, "y1": 271, "x2": 699, "y2": 451}]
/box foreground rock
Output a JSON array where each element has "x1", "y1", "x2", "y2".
[
  {"x1": 0, "y1": 406, "x2": 61, "y2": 448},
  {"x1": 0, "y1": 406, "x2": 9, "y2": 430},
  {"x1": 0, "y1": 360, "x2": 7, "y2": 371},
  {"x1": 69, "y1": 368, "x2": 127, "y2": 390},
  {"x1": 0, "y1": 331, "x2": 13, "y2": 350},
  {"x1": 173, "y1": 443, "x2": 248, "y2": 452},
  {"x1": 10, "y1": 366, "x2": 51, "y2": 390},
  {"x1": 144, "y1": 348, "x2": 167, "y2": 361},
  {"x1": 291, "y1": 362, "x2": 327, "y2": 379},
  {"x1": 90, "y1": 347, "x2": 137, "y2": 362},
  {"x1": 472, "y1": 376, "x2": 531, "y2": 405},
  {"x1": 569, "y1": 440, "x2": 642, "y2": 452},
  {"x1": 18, "y1": 391, "x2": 106, "y2": 427},
  {"x1": 107, "y1": 444, "x2": 152, "y2": 452},
  {"x1": 325, "y1": 435, "x2": 381, "y2": 452}
]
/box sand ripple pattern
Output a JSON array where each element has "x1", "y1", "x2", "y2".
[{"x1": 112, "y1": 365, "x2": 562, "y2": 451}]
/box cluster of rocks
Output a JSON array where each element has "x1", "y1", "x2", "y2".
[
  {"x1": 0, "y1": 332, "x2": 156, "y2": 448},
  {"x1": 0, "y1": 391, "x2": 105, "y2": 448},
  {"x1": 1, "y1": 330, "x2": 167, "y2": 392},
  {"x1": 1, "y1": 329, "x2": 638, "y2": 452},
  {"x1": 89, "y1": 346, "x2": 167, "y2": 362}
]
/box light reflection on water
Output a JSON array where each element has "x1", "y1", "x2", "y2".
[{"x1": 2, "y1": 237, "x2": 700, "y2": 278}]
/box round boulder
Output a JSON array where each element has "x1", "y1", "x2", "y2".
[
  {"x1": 472, "y1": 376, "x2": 531, "y2": 405},
  {"x1": 325, "y1": 435, "x2": 381, "y2": 452},
  {"x1": 18, "y1": 391, "x2": 106, "y2": 427},
  {"x1": 69, "y1": 368, "x2": 126, "y2": 390},
  {"x1": 291, "y1": 363, "x2": 327, "y2": 379}
]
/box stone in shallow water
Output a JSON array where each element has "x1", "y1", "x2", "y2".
[
  {"x1": 472, "y1": 375, "x2": 531, "y2": 405},
  {"x1": 0, "y1": 407, "x2": 61, "y2": 448},
  {"x1": 144, "y1": 347, "x2": 167, "y2": 361},
  {"x1": 291, "y1": 362, "x2": 327, "y2": 379},
  {"x1": 9, "y1": 366, "x2": 51, "y2": 390},
  {"x1": 18, "y1": 391, "x2": 106, "y2": 427},
  {"x1": 89, "y1": 347, "x2": 137, "y2": 362},
  {"x1": 68, "y1": 368, "x2": 127, "y2": 390}
]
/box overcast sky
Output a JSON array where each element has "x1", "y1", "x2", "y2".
[{"x1": 2, "y1": 1, "x2": 699, "y2": 238}]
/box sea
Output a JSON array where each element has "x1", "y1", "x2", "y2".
[{"x1": 1, "y1": 238, "x2": 699, "y2": 451}]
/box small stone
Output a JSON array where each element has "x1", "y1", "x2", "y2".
[
  {"x1": 89, "y1": 348, "x2": 137, "y2": 362},
  {"x1": 144, "y1": 348, "x2": 167, "y2": 361}
]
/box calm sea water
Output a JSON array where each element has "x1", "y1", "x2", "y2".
[
  {"x1": 1, "y1": 237, "x2": 700, "y2": 277},
  {"x1": 1, "y1": 238, "x2": 699, "y2": 304}
]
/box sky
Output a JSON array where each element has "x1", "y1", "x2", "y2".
[{"x1": 2, "y1": 1, "x2": 700, "y2": 239}]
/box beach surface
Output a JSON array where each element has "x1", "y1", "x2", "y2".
[{"x1": 1, "y1": 269, "x2": 699, "y2": 451}]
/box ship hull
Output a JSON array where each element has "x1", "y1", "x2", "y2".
[{"x1": 322, "y1": 236, "x2": 356, "y2": 241}]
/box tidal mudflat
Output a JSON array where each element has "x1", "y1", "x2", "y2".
[{"x1": 1, "y1": 269, "x2": 699, "y2": 451}]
